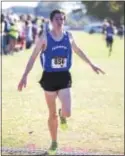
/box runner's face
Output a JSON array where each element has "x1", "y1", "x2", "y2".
[{"x1": 51, "y1": 13, "x2": 65, "y2": 30}]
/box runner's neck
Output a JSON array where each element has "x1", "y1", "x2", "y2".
[
  {"x1": 50, "y1": 29, "x2": 64, "y2": 41},
  {"x1": 51, "y1": 29, "x2": 64, "y2": 38}
]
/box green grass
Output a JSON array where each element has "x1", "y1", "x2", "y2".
[{"x1": 2, "y1": 31, "x2": 124, "y2": 155}]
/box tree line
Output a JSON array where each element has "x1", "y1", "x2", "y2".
[{"x1": 82, "y1": 1, "x2": 124, "y2": 25}]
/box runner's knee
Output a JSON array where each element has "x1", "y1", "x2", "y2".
[{"x1": 49, "y1": 112, "x2": 58, "y2": 120}]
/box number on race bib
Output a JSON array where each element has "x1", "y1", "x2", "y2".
[
  {"x1": 51, "y1": 57, "x2": 67, "y2": 68},
  {"x1": 54, "y1": 57, "x2": 64, "y2": 65}
]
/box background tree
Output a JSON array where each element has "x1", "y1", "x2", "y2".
[{"x1": 82, "y1": 1, "x2": 124, "y2": 25}]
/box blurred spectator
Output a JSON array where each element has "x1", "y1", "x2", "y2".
[
  {"x1": 32, "y1": 18, "x2": 39, "y2": 43},
  {"x1": 2, "y1": 14, "x2": 11, "y2": 54},
  {"x1": 20, "y1": 14, "x2": 26, "y2": 22},
  {"x1": 38, "y1": 18, "x2": 45, "y2": 37},
  {"x1": 24, "y1": 20, "x2": 33, "y2": 49},
  {"x1": 1, "y1": 14, "x2": 5, "y2": 54},
  {"x1": 6, "y1": 18, "x2": 19, "y2": 54},
  {"x1": 118, "y1": 25, "x2": 124, "y2": 39},
  {"x1": 27, "y1": 14, "x2": 32, "y2": 22},
  {"x1": 17, "y1": 15, "x2": 26, "y2": 50},
  {"x1": 45, "y1": 19, "x2": 51, "y2": 31}
]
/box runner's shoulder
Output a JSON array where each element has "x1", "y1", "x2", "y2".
[{"x1": 66, "y1": 31, "x2": 74, "y2": 43}]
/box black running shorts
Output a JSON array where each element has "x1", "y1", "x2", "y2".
[
  {"x1": 106, "y1": 36, "x2": 113, "y2": 45},
  {"x1": 39, "y1": 71, "x2": 72, "y2": 91}
]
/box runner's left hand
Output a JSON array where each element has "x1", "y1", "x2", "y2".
[{"x1": 91, "y1": 64, "x2": 105, "y2": 75}]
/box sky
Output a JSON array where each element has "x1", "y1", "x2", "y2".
[
  {"x1": 1, "y1": 1, "x2": 83, "y2": 13},
  {"x1": 2, "y1": 2, "x2": 38, "y2": 9}
]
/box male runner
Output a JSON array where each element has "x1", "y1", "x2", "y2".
[
  {"x1": 18, "y1": 9, "x2": 105, "y2": 155},
  {"x1": 105, "y1": 20, "x2": 114, "y2": 56}
]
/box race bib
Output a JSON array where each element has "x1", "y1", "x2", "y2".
[
  {"x1": 51, "y1": 57, "x2": 67, "y2": 68},
  {"x1": 107, "y1": 33, "x2": 113, "y2": 37}
]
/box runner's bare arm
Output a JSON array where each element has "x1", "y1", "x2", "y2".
[
  {"x1": 69, "y1": 32, "x2": 93, "y2": 67},
  {"x1": 22, "y1": 34, "x2": 46, "y2": 77},
  {"x1": 69, "y1": 32, "x2": 105, "y2": 74}
]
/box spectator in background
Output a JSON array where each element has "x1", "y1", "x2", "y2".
[
  {"x1": 24, "y1": 20, "x2": 33, "y2": 49},
  {"x1": 118, "y1": 24, "x2": 124, "y2": 39},
  {"x1": 27, "y1": 14, "x2": 32, "y2": 23},
  {"x1": 32, "y1": 18, "x2": 39, "y2": 43},
  {"x1": 1, "y1": 14, "x2": 5, "y2": 54},
  {"x1": 6, "y1": 18, "x2": 19, "y2": 55},
  {"x1": 2, "y1": 14, "x2": 11, "y2": 54},
  {"x1": 41, "y1": 18, "x2": 45, "y2": 30},
  {"x1": 20, "y1": 14, "x2": 26, "y2": 22},
  {"x1": 45, "y1": 19, "x2": 51, "y2": 31},
  {"x1": 17, "y1": 15, "x2": 26, "y2": 50},
  {"x1": 39, "y1": 18, "x2": 45, "y2": 37}
]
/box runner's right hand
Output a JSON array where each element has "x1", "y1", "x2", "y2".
[{"x1": 18, "y1": 76, "x2": 27, "y2": 91}]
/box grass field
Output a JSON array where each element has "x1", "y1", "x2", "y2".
[{"x1": 2, "y1": 31, "x2": 124, "y2": 155}]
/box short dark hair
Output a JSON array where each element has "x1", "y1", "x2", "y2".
[
  {"x1": 50, "y1": 9, "x2": 66, "y2": 21},
  {"x1": 25, "y1": 20, "x2": 29, "y2": 25}
]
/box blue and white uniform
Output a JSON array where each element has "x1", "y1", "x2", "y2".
[
  {"x1": 106, "y1": 26, "x2": 114, "y2": 42},
  {"x1": 40, "y1": 31, "x2": 72, "y2": 72},
  {"x1": 39, "y1": 31, "x2": 72, "y2": 91}
]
